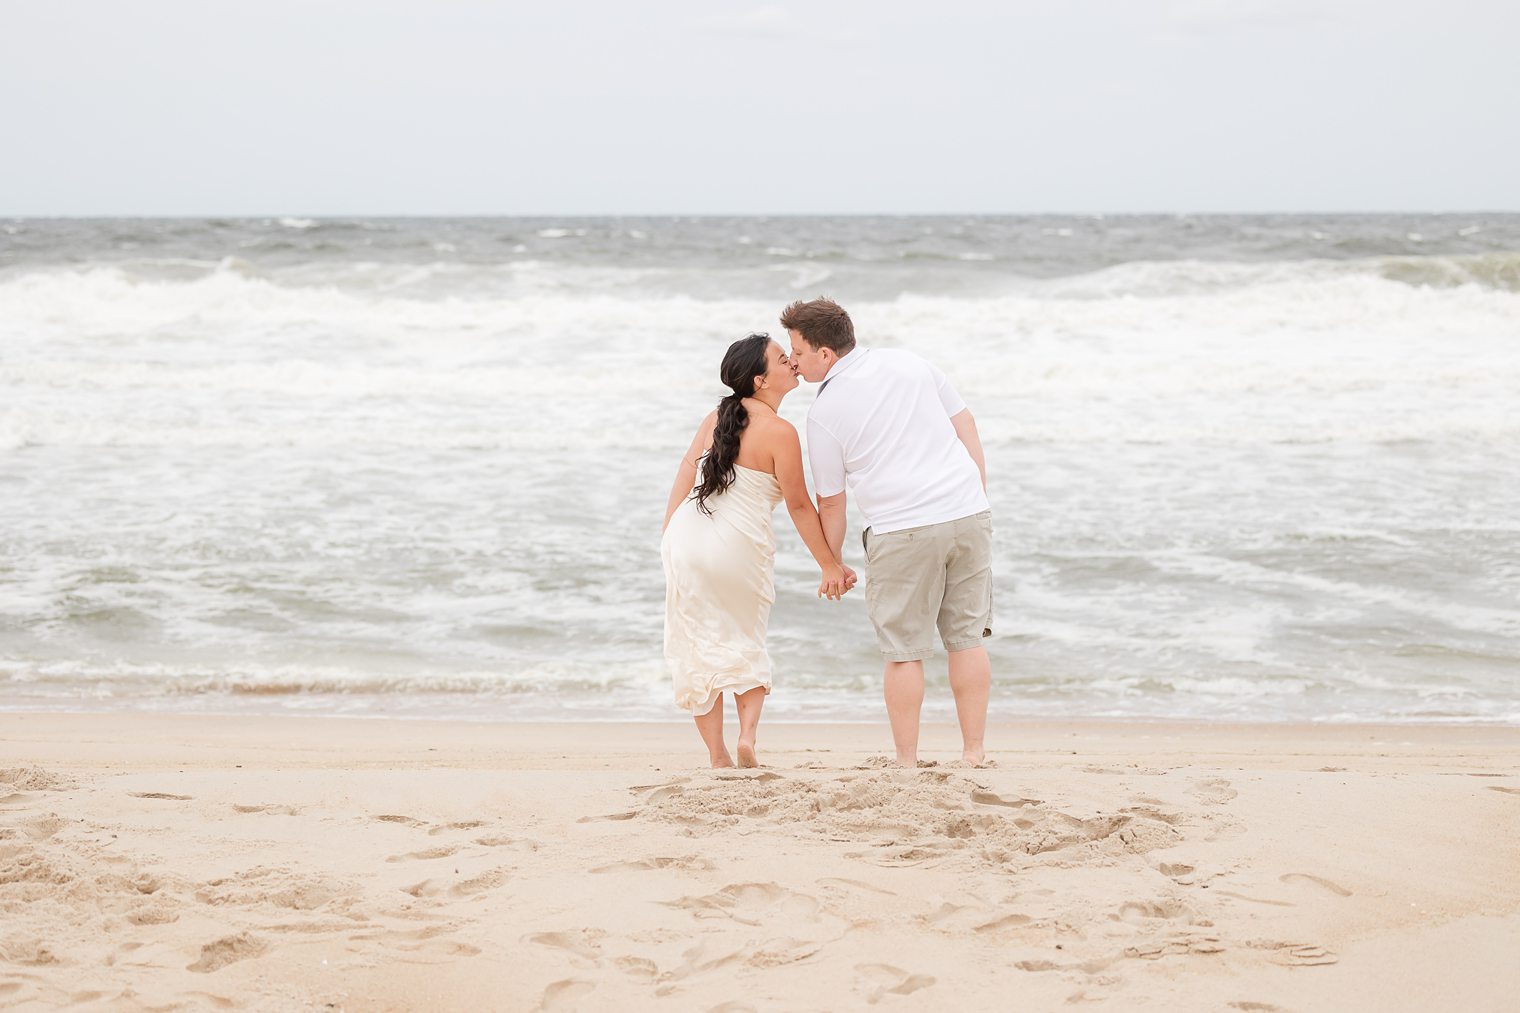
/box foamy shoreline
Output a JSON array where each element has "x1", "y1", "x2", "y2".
[{"x1": 2, "y1": 713, "x2": 1518, "y2": 1011}]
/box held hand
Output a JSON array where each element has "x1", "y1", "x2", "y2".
[
  {"x1": 841, "y1": 564, "x2": 858, "y2": 592},
  {"x1": 817, "y1": 563, "x2": 848, "y2": 601}
]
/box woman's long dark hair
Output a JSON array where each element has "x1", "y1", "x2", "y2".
[{"x1": 693, "y1": 333, "x2": 771, "y2": 514}]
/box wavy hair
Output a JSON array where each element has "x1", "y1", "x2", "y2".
[{"x1": 693, "y1": 333, "x2": 771, "y2": 514}]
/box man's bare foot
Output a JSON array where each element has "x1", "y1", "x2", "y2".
[
  {"x1": 736, "y1": 741, "x2": 758, "y2": 768},
  {"x1": 710, "y1": 751, "x2": 735, "y2": 768},
  {"x1": 963, "y1": 751, "x2": 986, "y2": 767},
  {"x1": 895, "y1": 754, "x2": 917, "y2": 768}
]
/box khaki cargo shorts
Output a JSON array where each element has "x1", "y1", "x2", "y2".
[{"x1": 861, "y1": 510, "x2": 993, "y2": 662}]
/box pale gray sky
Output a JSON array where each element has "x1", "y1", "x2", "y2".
[{"x1": 2, "y1": 0, "x2": 1516, "y2": 215}]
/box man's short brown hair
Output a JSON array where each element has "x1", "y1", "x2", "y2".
[{"x1": 780, "y1": 298, "x2": 856, "y2": 355}]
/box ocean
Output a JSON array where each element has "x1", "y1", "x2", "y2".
[{"x1": 2, "y1": 214, "x2": 1517, "y2": 723}]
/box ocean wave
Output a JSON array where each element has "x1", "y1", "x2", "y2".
[
  {"x1": 1037, "y1": 252, "x2": 1520, "y2": 297},
  {"x1": 5, "y1": 249, "x2": 1520, "y2": 300},
  {"x1": 3, "y1": 259, "x2": 1518, "y2": 330},
  {"x1": 2, "y1": 261, "x2": 1518, "y2": 450}
]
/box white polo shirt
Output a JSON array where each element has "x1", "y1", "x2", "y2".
[{"x1": 806, "y1": 346, "x2": 989, "y2": 534}]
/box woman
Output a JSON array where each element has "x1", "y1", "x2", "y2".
[{"x1": 662, "y1": 333, "x2": 853, "y2": 768}]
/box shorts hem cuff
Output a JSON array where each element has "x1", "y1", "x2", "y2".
[
  {"x1": 944, "y1": 638, "x2": 986, "y2": 653},
  {"x1": 880, "y1": 648, "x2": 936, "y2": 662}
]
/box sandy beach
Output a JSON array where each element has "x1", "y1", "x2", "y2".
[{"x1": 1, "y1": 713, "x2": 1517, "y2": 1011}]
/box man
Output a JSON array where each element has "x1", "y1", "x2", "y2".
[{"x1": 784, "y1": 298, "x2": 993, "y2": 768}]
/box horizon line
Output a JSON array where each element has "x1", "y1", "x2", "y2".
[{"x1": 6, "y1": 208, "x2": 1520, "y2": 221}]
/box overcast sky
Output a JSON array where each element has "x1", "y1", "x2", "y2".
[{"x1": 2, "y1": 0, "x2": 1516, "y2": 215}]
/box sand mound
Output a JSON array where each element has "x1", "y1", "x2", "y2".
[
  {"x1": 633, "y1": 770, "x2": 1182, "y2": 868},
  {"x1": 0, "y1": 767, "x2": 78, "y2": 792}
]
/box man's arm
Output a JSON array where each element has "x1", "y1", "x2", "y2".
[
  {"x1": 806, "y1": 418, "x2": 849, "y2": 558},
  {"x1": 950, "y1": 408, "x2": 986, "y2": 491},
  {"x1": 817, "y1": 491, "x2": 848, "y2": 564}
]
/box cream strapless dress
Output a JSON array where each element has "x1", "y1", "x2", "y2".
[{"x1": 661, "y1": 464, "x2": 784, "y2": 715}]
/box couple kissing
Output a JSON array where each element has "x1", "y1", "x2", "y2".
[{"x1": 661, "y1": 298, "x2": 993, "y2": 770}]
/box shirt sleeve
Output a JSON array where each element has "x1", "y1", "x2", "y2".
[
  {"x1": 806, "y1": 416, "x2": 847, "y2": 497},
  {"x1": 928, "y1": 360, "x2": 967, "y2": 417}
]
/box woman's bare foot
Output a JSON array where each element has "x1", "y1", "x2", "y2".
[
  {"x1": 736, "y1": 740, "x2": 758, "y2": 768},
  {"x1": 709, "y1": 751, "x2": 735, "y2": 769}
]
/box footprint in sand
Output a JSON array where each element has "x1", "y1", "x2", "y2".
[
  {"x1": 526, "y1": 929, "x2": 604, "y2": 967},
  {"x1": 232, "y1": 804, "x2": 300, "y2": 816},
  {"x1": 664, "y1": 939, "x2": 750, "y2": 982},
  {"x1": 747, "y1": 938, "x2": 824, "y2": 968},
  {"x1": 969, "y1": 788, "x2": 1039, "y2": 808},
  {"x1": 404, "y1": 867, "x2": 510, "y2": 899},
  {"x1": 106, "y1": 941, "x2": 146, "y2": 967},
  {"x1": 1488, "y1": 786, "x2": 1520, "y2": 796},
  {"x1": 1214, "y1": 890, "x2": 1295, "y2": 908},
  {"x1": 575, "y1": 811, "x2": 637, "y2": 823},
  {"x1": 1188, "y1": 778, "x2": 1237, "y2": 804},
  {"x1": 19, "y1": 815, "x2": 71, "y2": 841},
  {"x1": 537, "y1": 979, "x2": 595, "y2": 1011},
  {"x1": 1115, "y1": 899, "x2": 1192, "y2": 922},
  {"x1": 427, "y1": 820, "x2": 489, "y2": 836},
  {"x1": 846, "y1": 842, "x2": 950, "y2": 868},
  {"x1": 129, "y1": 792, "x2": 192, "y2": 801},
  {"x1": 818, "y1": 877, "x2": 897, "y2": 896},
  {"x1": 425, "y1": 940, "x2": 480, "y2": 957},
  {"x1": 1272, "y1": 943, "x2": 1339, "y2": 966},
  {"x1": 973, "y1": 913, "x2": 1034, "y2": 934},
  {"x1": 127, "y1": 904, "x2": 179, "y2": 925},
  {"x1": 3, "y1": 938, "x2": 60, "y2": 965},
  {"x1": 372, "y1": 814, "x2": 428, "y2": 828},
  {"x1": 590, "y1": 855, "x2": 715, "y2": 874},
  {"x1": 386, "y1": 846, "x2": 459, "y2": 863},
  {"x1": 1126, "y1": 937, "x2": 1225, "y2": 959},
  {"x1": 186, "y1": 933, "x2": 268, "y2": 973},
  {"x1": 921, "y1": 901, "x2": 977, "y2": 924},
  {"x1": 1279, "y1": 873, "x2": 1352, "y2": 897},
  {"x1": 854, "y1": 964, "x2": 936, "y2": 1004},
  {"x1": 184, "y1": 993, "x2": 236, "y2": 1010},
  {"x1": 474, "y1": 835, "x2": 541, "y2": 852},
  {"x1": 615, "y1": 956, "x2": 659, "y2": 979},
  {"x1": 1121, "y1": 804, "x2": 1187, "y2": 826},
  {"x1": 665, "y1": 882, "x2": 821, "y2": 926}
]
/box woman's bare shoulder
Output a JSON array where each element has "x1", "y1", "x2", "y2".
[
  {"x1": 758, "y1": 414, "x2": 798, "y2": 440},
  {"x1": 752, "y1": 411, "x2": 796, "y2": 434}
]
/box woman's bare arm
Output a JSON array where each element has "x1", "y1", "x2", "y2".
[{"x1": 663, "y1": 412, "x2": 716, "y2": 533}]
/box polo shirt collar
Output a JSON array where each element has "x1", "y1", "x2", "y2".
[{"x1": 822, "y1": 346, "x2": 867, "y2": 384}]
